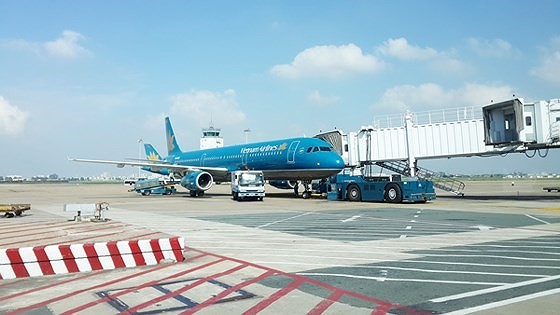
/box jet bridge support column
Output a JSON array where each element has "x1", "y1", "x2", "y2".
[{"x1": 405, "y1": 111, "x2": 416, "y2": 177}]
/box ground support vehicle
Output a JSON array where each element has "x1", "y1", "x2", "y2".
[
  {"x1": 129, "y1": 178, "x2": 177, "y2": 196},
  {"x1": 231, "y1": 170, "x2": 265, "y2": 201},
  {"x1": 0, "y1": 204, "x2": 31, "y2": 218},
  {"x1": 327, "y1": 170, "x2": 436, "y2": 203},
  {"x1": 543, "y1": 187, "x2": 560, "y2": 192}
]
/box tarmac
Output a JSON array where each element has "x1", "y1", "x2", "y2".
[{"x1": 0, "y1": 179, "x2": 559, "y2": 314}]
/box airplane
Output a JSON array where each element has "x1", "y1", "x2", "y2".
[{"x1": 71, "y1": 117, "x2": 345, "y2": 198}]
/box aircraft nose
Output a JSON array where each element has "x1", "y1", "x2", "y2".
[{"x1": 322, "y1": 152, "x2": 344, "y2": 169}]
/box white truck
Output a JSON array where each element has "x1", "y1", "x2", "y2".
[{"x1": 231, "y1": 170, "x2": 265, "y2": 201}]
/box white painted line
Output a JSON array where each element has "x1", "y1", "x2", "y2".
[
  {"x1": 443, "y1": 287, "x2": 560, "y2": 315},
  {"x1": 471, "y1": 225, "x2": 493, "y2": 231},
  {"x1": 405, "y1": 226, "x2": 412, "y2": 230},
  {"x1": 257, "y1": 212, "x2": 312, "y2": 228},
  {"x1": 297, "y1": 273, "x2": 506, "y2": 286},
  {"x1": 525, "y1": 214, "x2": 550, "y2": 224},
  {"x1": 410, "y1": 220, "x2": 416, "y2": 223},
  {"x1": 430, "y1": 274, "x2": 560, "y2": 303},
  {"x1": 399, "y1": 235, "x2": 407, "y2": 239},
  {"x1": 421, "y1": 254, "x2": 560, "y2": 262},
  {"x1": 341, "y1": 215, "x2": 361, "y2": 223},
  {"x1": 414, "y1": 215, "x2": 419, "y2": 218}
]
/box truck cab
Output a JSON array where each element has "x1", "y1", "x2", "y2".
[
  {"x1": 328, "y1": 169, "x2": 435, "y2": 203},
  {"x1": 231, "y1": 170, "x2": 265, "y2": 201}
]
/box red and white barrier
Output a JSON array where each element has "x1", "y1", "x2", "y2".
[{"x1": 0, "y1": 237, "x2": 184, "y2": 279}]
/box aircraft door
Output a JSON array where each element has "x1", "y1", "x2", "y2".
[
  {"x1": 287, "y1": 141, "x2": 299, "y2": 164},
  {"x1": 200, "y1": 153, "x2": 206, "y2": 166}
]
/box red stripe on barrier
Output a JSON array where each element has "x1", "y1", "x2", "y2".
[
  {"x1": 32, "y1": 246, "x2": 55, "y2": 276},
  {"x1": 169, "y1": 237, "x2": 185, "y2": 261},
  {"x1": 82, "y1": 243, "x2": 103, "y2": 271},
  {"x1": 57, "y1": 245, "x2": 79, "y2": 273},
  {"x1": 5, "y1": 249, "x2": 29, "y2": 278},
  {"x1": 149, "y1": 238, "x2": 165, "y2": 262},
  {"x1": 106, "y1": 241, "x2": 126, "y2": 268},
  {"x1": 127, "y1": 240, "x2": 147, "y2": 266}
]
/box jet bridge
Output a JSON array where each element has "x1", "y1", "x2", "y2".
[{"x1": 316, "y1": 98, "x2": 560, "y2": 195}]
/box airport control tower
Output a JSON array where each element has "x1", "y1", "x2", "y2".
[{"x1": 200, "y1": 124, "x2": 224, "y2": 150}]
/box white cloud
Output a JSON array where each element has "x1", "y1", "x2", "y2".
[
  {"x1": 377, "y1": 37, "x2": 472, "y2": 76},
  {"x1": 0, "y1": 96, "x2": 30, "y2": 136},
  {"x1": 44, "y1": 30, "x2": 90, "y2": 59},
  {"x1": 170, "y1": 89, "x2": 246, "y2": 128},
  {"x1": 1, "y1": 30, "x2": 90, "y2": 59},
  {"x1": 377, "y1": 37, "x2": 439, "y2": 60},
  {"x1": 271, "y1": 44, "x2": 385, "y2": 79},
  {"x1": 308, "y1": 90, "x2": 340, "y2": 106},
  {"x1": 374, "y1": 83, "x2": 516, "y2": 112},
  {"x1": 466, "y1": 38, "x2": 517, "y2": 58},
  {"x1": 530, "y1": 37, "x2": 560, "y2": 86}
]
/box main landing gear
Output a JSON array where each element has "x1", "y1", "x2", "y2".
[{"x1": 293, "y1": 180, "x2": 312, "y2": 199}]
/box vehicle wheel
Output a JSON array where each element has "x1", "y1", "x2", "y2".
[
  {"x1": 347, "y1": 185, "x2": 361, "y2": 201},
  {"x1": 190, "y1": 190, "x2": 197, "y2": 197},
  {"x1": 142, "y1": 190, "x2": 151, "y2": 196},
  {"x1": 259, "y1": 197, "x2": 264, "y2": 201},
  {"x1": 233, "y1": 192, "x2": 238, "y2": 200},
  {"x1": 15, "y1": 210, "x2": 22, "y2": 216},
  {"x1": 164, "y1": 190, "x2": 171, "y2": 195},
  {"x1": 198, "y1": 191, "x2": 205, "y2": 197},
  {"x1": 384, "y1": 183, "x2": 402, "y2": 203},
  {"x1": 302, "y1": 191, "x2": 311, "y2": 199}
]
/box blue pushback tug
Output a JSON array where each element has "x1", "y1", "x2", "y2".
[{"x1": 327, "y1": 168, "x2": 436, "y2": 203}]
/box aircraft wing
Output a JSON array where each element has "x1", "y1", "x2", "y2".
[{"x1": 70, "y1": 158, "x2": 229, "y2": 178}]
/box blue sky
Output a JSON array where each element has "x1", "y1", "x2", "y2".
[{"x1": 1, "y1": 0, "x2": 559, "y2": 177}]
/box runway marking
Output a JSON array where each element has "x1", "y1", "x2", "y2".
[
  {"x1": 405, "y1": 226, "x2": 412, "y2": 230},
  {"x1": 184, "y1": 247, "x2": 424, "y2": 314},
  {"x1": 340, "y1": 215, "x2": 361, "y2": 223},
  {"x1": 430, "y1": 274, "x2": 560, "y2": 303},
  {"x1": 297, "y1": 273, "x2": 507, "y2": 285},
  {"x1": 121, "y1": 263, "x2": 250, "y2": 314},
  {"x1": 525, "y1": 214, "x2": 550, "y2": 224},
  {"x1": 420, "y1": 254, "x2": 560, "y2": 261},
  {"x1": 443, "y1": 287, "x2": 560, "y2": 315},
  {"x1": 257, "y1": 212, "x2": 312, "y2": 228},
  {"x1": 60, "y1": 255, "x2": 222, "y2": 314}
]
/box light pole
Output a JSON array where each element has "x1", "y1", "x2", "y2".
[
  {"x1": 138, "y1": 138, "x2": 143, "y2": 178},
  {"x1": 244, "y1": 128, "x2": 251, "y2": 144}
]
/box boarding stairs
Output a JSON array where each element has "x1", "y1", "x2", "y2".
[{"x1": 374, "y1": 160, "x2": 465, "y2": 196}]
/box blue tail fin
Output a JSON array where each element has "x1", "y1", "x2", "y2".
[
  {"x1": 144, "y1": 144, "x2": 163, "y2": 161},
  {"x1": 165, "y1": 117, "x2": 182, "y2": 156}
]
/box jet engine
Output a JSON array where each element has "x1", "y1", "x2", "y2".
[
  {"x1": 268, "y1": 180, "x2": 298, "y2": 189},
  {"x1": 181, "y1": 171, "x2": 213, "y2": 192}
]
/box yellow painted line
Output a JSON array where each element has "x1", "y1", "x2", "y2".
[{"x1": 541, "y1": 207, "x2": 560, "y2": 211}]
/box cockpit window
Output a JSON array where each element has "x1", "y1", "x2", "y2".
[
  {"x1": 313, "y1": 146, "x2": 319, "y2": 152},
  {"x1": 319, "y1": 146, "x2": 331, "y2": 152},
  {"x1": 307, "y1": 147, "x2": 313, "y2": 153}
]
